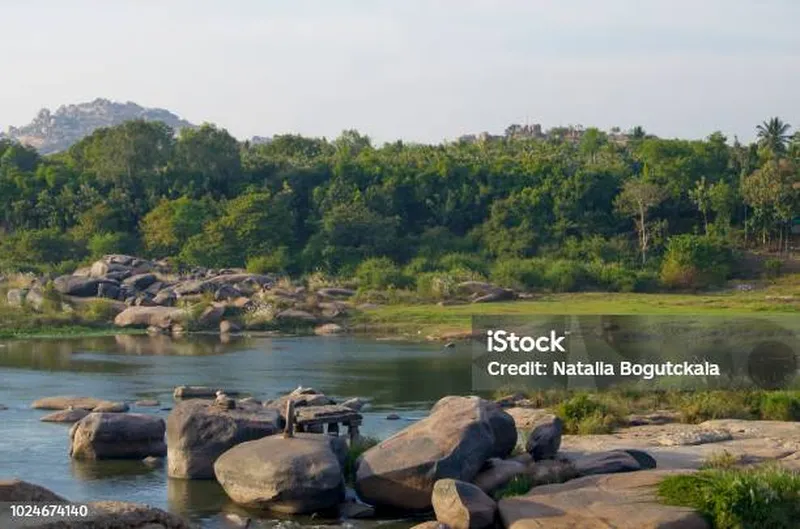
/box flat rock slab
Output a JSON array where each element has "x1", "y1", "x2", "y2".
[
  {"x1": 498, "y1": 470, "x2": 709, "y2": 529},
  {"x1": 40, "y1": 408, "x2": 91, "y2": 423},
  {"x1": 31, "y1": 396, "x2": 105, "y2": 411},
  {"x1": 561, "y1": 420, "x2": 800, "y2": 470},
  {"x1": 295, "y1": 405, "x2": 362, "y2": 425},
  {"x1": 657, "y1": 429, "x2": 732, "y2": 446}
]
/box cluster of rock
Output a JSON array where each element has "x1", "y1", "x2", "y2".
[
  {"x1": 28, "y1": 387, "x2": 800, "y2": 528},
  {"x1": 7, "y1": 254, "x2": 357, "y2": 335}
]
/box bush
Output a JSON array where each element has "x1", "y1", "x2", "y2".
[
  {"x1": 759, "y1": 392, "x2": 800, "y2": 421},
  {"x1": 660, "y1": 235, "x2": 735, "y2": 290},
  {"x1": 659, "y1": 466, "x2": 800, "y2": 529},
  {"x1": 764, "y1": 258, "x2": 783, "y2": 279},
  {"x1": 436, "y1": 252, "x2": 490, "y2": 276},
  {"x1": 0, "y1": 229, "x2": 85, "y2": 267},
  {"x1": 544, "y1": 259, "x2": 589, "y2": 292},
  {"x1": 490, "y1": 258, "x2": 547, "y2": 290},
  {"x1": 246, "y1": 247, "x2": 290, "y2": 274},
  {"x1": 355, "y1": 257, "x2": 411, "y2": 290},
  {"x1": 87, "y1": 232, "x2": 137, "y2": 259},
  {"x1": 555, "y1": 394, "x2": 622, "y2": 434},
  {"x1": 677, "y1": 391, "x2": 759, "y2": 423},
  {"x1": 344, "y1": 436, "x2": 379, "y2": 485}
]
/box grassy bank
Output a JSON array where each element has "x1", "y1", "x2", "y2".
[
  {"x1": 0, "y1": 298, "x2": 130, "y2": 339},
  {"x1": 351, "y1": 287, "x2": 800, "y2": 339}
]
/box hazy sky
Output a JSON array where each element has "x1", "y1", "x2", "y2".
[{"x1": 2, "y1": 0, "x2": 799, "y2": 143}]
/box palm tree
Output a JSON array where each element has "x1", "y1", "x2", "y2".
[{"x1": 756, "y1": 117, "x2": 792, "y2": 156}]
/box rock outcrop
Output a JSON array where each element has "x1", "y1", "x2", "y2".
[
  {"x1": 498, "y1": 470, "x2": 709, "y2": 529},
  {"x1": 355, "y1": 396, "x2": 516, "y2": 511}
]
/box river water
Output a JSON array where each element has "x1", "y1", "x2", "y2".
[{"x1": 0, "y1": 334, "x2": 474, "y2": 528}]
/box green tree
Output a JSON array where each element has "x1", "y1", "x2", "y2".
[
  {"x1": 756, "y1": 117, "x2": 792, "y2": 158},
  {"x1": 614, "y1": 179, "x2": 667, "y2": 265}
]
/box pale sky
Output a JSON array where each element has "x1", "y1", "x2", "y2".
[{"x1": 1, "y1": 0, "x2": 799, "y2": 143}]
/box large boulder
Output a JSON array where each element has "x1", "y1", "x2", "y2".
[
  {"x1": 69, "y1": 413, "x2": 166, "y2": 460},
  {"x1": 214, "y1": 433, "x2": 346, "y2": 514},
  {"x1": 498, "y1": 470, "x2": 709, "y2": 529},
  {"x1": 432, "y1": 479, "x2": 497, "y2": 529},
  {"x1": 114, "y1": 306, "x2": 186, "y2": 328},
  {"x1": 167, "y1": 399, "x2": 281, "y2": 479},
  {"x1": 69, "y1": 500, "x2": 191, "y2": 528},
  {"x1": 53, "y1": 275, "x2": 113, "y2": 297},
  {"x1": 525, "y1": 415, "x2": 563, "y2": 461},
  {"x1": 197, "y1": 304, "x2": 225, "y2": 329},
  {"x1": 355, "y1": 396, "x2": 516, "y2": 511}
]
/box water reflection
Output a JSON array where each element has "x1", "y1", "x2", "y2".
[
  {"x1": 168, "y1": 478, "x2": 236, "y2": 519},
  {"x1": 70, "y1": 459, "x2": 161, "y2": 481}
]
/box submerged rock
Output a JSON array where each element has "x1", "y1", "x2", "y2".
[{"x1": 31, "y1": 396, "x2": 104, "y2": 411}]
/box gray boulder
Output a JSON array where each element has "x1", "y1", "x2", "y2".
[
  {"x1": 69, "y1": 413, "x2": 166, "y2": 460},
  {"x1": 432, "y1": 479, "x2": 497, "y2": 529},
  {"x1": 214, "y1": 433, "x2": 346, "y2": 514},
  {"x1": 123, "y1": 273, "x2": 158, "y2": 291},
  {"x1": 53, "y1": 275, "x2": 110, "y2": 297},
  {"x1": 114, "y1": 306, "x2": 186, "y2": 328},
  {"x1": 571, "y1": 450, "x2": 651, "y2": 477},
  {"x1": 525, "y1": 414, "x2": 563, "y2": 461},
  {"x1": 167, "y1": 399, "x2": 280, "y2": 479},
  {"x1": 355, "y1": 396, "x2": 515, "y2": 511}
]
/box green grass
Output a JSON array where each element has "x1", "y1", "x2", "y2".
[
  {"x1": 350, "y1": 287, "x2": 800, "y2": 339},
  {"x1": 344, "y1": 436, "x2": 380, "y2": 485},
  {"x1": 493, "y1": 474, "x2": 536, "y2": 499},
  {"x1": 0, "y1": 296, "x2": 126, "y2": 339},
  {"x1": 658, "y1": 466, "x2": 800, "y2": 528},
  {"x1": 554, "y1": 394, "x2": 625, "y2": 434}
]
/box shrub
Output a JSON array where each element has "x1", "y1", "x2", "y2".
[
  {"x1": 437, "y1": 252, "x2": 490, "y2": 276},
  {"x1": 344, "y1": 436, "x2": 379, "y2": 485},
  {"x1": 80, "y1": 299, "x2": 121, "y2": 323},
  {"x1": 490, "y1": 258, "x2": 547, "y2": 290},
  {"x1": 660, "y1": 235, "x2": 735, "y2": 290},
  {"x1": 246, "y1": 247, "x2": 290, "y2": 274},
  {"x1": 764, "y1": 258, "x2": 783, "y2": 279},
  {"x1": 544, "y1": 259, "x2": 589, "y2": 292},
  {"x1": 87, "y1": 232, "x2": 137, "y2": 259},
  {"x1": 555, "y1": 394, "x2": 622, "y2": 434},
  {"x1": 658, "y1": 466, "x2": 800, "y2": 529},
  {"x1": 759, "y1": 392, "x2": 800, "y2": 421},
  {"x1": 403, "y1": 256, "x2": 436, "y2": 275},
  {"x1": 355, "y1": 257, "x2": 411, "y2": 290},
  {"x1": 677, "y1": 391, "x2": 759, "y2": 423}
]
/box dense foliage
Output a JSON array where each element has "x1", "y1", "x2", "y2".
[{"x1": 1, "y1": 119, "x2": 798, "y2": 291}]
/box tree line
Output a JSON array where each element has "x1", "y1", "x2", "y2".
[{"x1": 0, "y1": 117, "x2": 798, "y2": 293}]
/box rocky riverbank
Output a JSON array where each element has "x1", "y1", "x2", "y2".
[
  {"x1": 11, "y1": 386, "x2": 800, "y2": 528},
  {"x1": 3, "y1": 253, "x2": 524, "y2": 339}
]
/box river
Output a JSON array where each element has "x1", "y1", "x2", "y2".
[{"x1": 0, "y1": 334, "x2": 474, "y2": 528}]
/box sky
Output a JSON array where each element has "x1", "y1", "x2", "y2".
[{"x1": 1, "y1": 0, "x2": 799, "y2": 144}]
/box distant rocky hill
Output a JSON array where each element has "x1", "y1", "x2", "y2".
[{"x1": 1, "y1": 98, "x2": 196, "y2": 154}]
